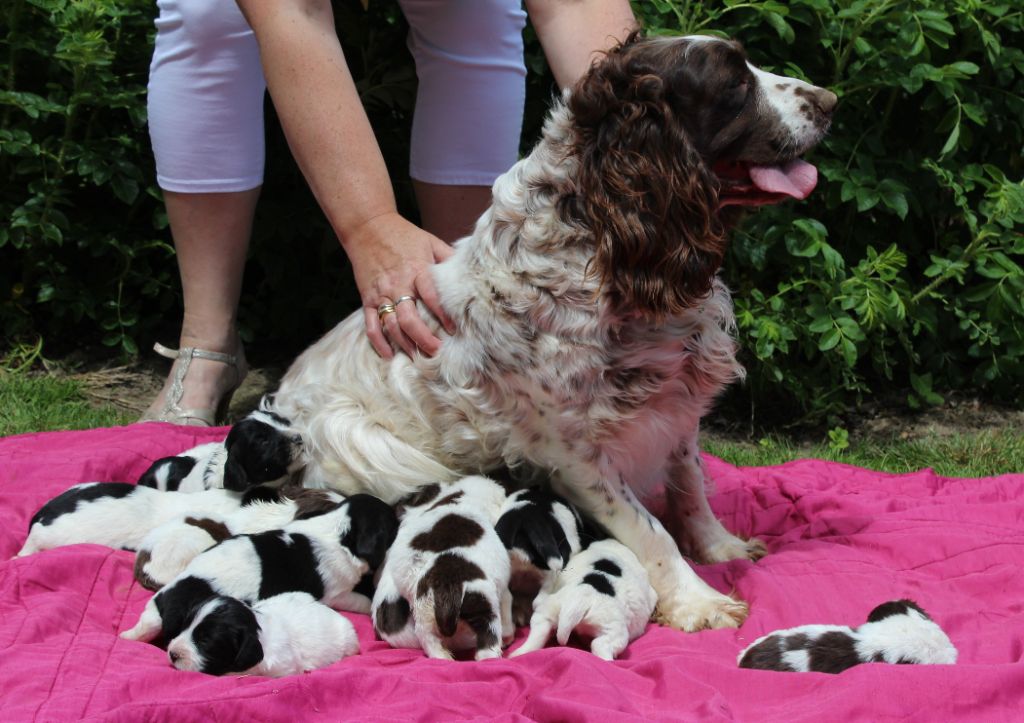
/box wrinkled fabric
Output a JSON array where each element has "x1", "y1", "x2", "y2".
[{"x1": 1, "y1": 424, "x2": 1021, "y2": 722}]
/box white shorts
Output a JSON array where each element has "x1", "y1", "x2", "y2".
[{"x1": 148, "y1": 0, "x2": 527, "y2": 193}]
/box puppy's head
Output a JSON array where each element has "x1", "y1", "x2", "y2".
[
  {"x1": 223, "y1": 410, "x2": 303, "y2": 492},
  {"x1": 167, "y1": 596, "x2": 264, "y2": 675},
  {"x1": 566, "y1": 32, "x2": 836, "y2": 319},
  {"x1": 860, "y1": 599, "x2": 958, "y2": 665},
  {"x1": 339, "y1": 494, "x2": 399, "y2": 571}
]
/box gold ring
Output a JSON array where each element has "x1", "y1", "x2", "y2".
[
  {"x1": 377, "y1": 302, "x2": 396, "y2": 324},
  {"x1": 395, "y1": 295, "x2": 416, "y2": 306}
]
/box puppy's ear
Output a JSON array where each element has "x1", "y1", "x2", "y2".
[
  {"x1": 223, "y1": 455, "x2": 249, "y2": 492},
  {"x1": 566, "y1": 33, "x2": 726, "y2": 319},
  {"x1": 341, "y1": 495, "x2": 398, "y2": 570},
  {"x1": 231, "y1": 625, "x2": 264, "y2": 673}
]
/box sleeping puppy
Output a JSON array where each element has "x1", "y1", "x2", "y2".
[
  {"x1": 495, "y1": 487, "x2": 590, "y2": 626},
  {"x1": 167, "y1": 592, "x2": 359, "y2": 677},
  {"x1": 138, "y1": 407, "x2": 303, "y2": 493},
  {"x1": 121, "y1": 494, "x2": 397, "y2": 643},
  {"x1": 15, "y1": 482, "x2": 254, "y2": 557},
  {"x1": 738, "y1": 599, "x2": 958, "y2": 673},
  {"x1": 511, "y1": 538, "x2": 656, "y2": 661},
  {"x1": 372, "y1": 475, "x2": 512, "y2": 660},
  {"x1": 134, "y1": 488, "x2": 347, "y2": 591}
]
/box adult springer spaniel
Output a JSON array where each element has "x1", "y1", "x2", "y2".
[{"x1": 271, "y1": 33, "x2": 837, "y2": 632}]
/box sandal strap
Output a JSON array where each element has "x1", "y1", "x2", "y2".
[{"x1": 153, "y1": 342, "x2": 239, "y2": 366}]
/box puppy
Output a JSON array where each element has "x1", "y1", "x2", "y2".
[
  {"x1": 121, "y1": 494, "x2": 397, "y2": 643},
  {"x1": 138, "y1": 407, "x2": 303, "y2": 493},
  {"x1": 511, "y1": 538, "x2": 657, "y2": 661},
  {"x1": 495, "y1": 487, "x2": 588, "y2": 626},
  {"x1": 167, "y1": 592, "x2": 359, "y2": 677},
  {"x1": 16, "y1": 482, "x2": 251, "y2": 557},
  {"x1": 738, "y1": 599, "x2": 958, "y2": 673},
  {"x1": 372, "y1": 475, "x2": 512, "y2": 660},
  {"x1": 134, "y1": 488, "x2": 346, "y2": 591}
]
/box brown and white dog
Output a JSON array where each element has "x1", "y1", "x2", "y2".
[{"x1": 271, "y1": 33, "x2": 836, "y2": 632}]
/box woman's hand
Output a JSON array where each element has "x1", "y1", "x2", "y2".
[{"x1": 343, "y1": 212, "x2": 456, "y2": 359}]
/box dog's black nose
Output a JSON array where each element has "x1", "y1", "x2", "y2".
[{"x1": 169, "y1": 650, "x2": 181, "y2": 664}]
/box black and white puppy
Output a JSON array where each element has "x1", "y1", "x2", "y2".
[
  {"x1": 138, "y1": 407, "x2": 303, "y2": 493},
  {"x1": 495, "y1": 487, "x2": 589, "y2": 626},
  {"x1": 134, "y1": 488, "x2": 347, "y2": 591},
  {"x1": 738, "y1": 599, "x2": 958, "y2": 673},
  {"x1": 167, "y1": 592, "x2": 359, "y2": 677},
  {"x1": 121, "y1": 494, "x2": 397, "y2": 643},
  {"x1": 372, "y1": 476, "x2": 512, "y2": 660},
  {"x1": 16, "y1": 482, "x2": 254, "y2": 557},
  {"x1": 511, "y1": 538, "x2": 656, "y2": 661}
]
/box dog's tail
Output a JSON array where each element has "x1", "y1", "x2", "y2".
[
  {"x1": 556, "y1": 594, "x2": 593, "y2": 646},
  {"x1": 433, "y1": 582, "x2": 464, "y2": 638}
]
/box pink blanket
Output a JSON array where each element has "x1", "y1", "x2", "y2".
[{"x1": 2, "y1": 424, "x2": 1022, "y2": 722}]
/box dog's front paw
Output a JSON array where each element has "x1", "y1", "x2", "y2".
[
  {"x1": 654, "y1": 588, "x2": 748, "y2": 632},
  {"x1": 697, "y1": 536, "x2": 768, "y2": 565}
]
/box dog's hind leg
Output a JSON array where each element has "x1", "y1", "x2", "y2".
[{"x1": 665, "y1": 432, "x2": 767, "y2": 564}]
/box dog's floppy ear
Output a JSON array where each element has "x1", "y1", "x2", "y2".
[
  {"x1": 230, "y1": 624, "x2": 264, "y2": 673},
  {"x1": 222, "y1": 454, "x2": 249, "y2": 492},
  {"x1": 566, "y1": 32, "x2": 726, "y2": 320},
  {"x1": 340, "y1": 495, "x2": 399, "y2": 570}
]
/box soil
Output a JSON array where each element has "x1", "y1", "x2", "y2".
[{"x1": 67, "y1": 357, "x2": 1024, "y2": 441}]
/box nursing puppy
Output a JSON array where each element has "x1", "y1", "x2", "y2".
[
  {"x1": 495, "y1": 487, "x2": 589, "y2": 626},
  {"x1": 16, "y1": 482, "x2": 252, "y2": 557},
  {"x1": 511, "y1": 538, "x2": 657, "y2": 661},
  {"x1": 121, "y1": 494, "x2": 397, "y2": 643},
  {"x1": 372, "y1": 476, "x2": 512, "y2": 660},
  {"x1": 167, "y1": 592, "x2": 359, "y2": 677},
  {"x1": 138, "y1": 407, "x2": 303, "y2": 493},
  {"x1": 738, "y1": 599, "x2": 958, "y2": 672},
  {"x1": 134, "y1": 488, "x2": 346, "y2": 591}
]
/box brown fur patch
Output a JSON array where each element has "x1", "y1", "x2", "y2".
[
  {"x1": 183, "y1": 516, "x2": 232, "y2": 542},
  {"x1": 287, "y1": 489, "x2": 345, "y2": 521},
  {"x1": 396, "y1": 484, "x2": 442, "y2": 517},
  {"x1": 374, "y1": 596, "x2": 412, "y2": 636},
  {"x1": 416, "y1": 553, "x2": 486, "y2": 637},
  {"x1": 738, "y1": 637, "x2": 790, "y2": 671},
  {"x1": 808, "y1": 631, "x2": 861, "y2": 673},
  {"x1": 427, "y1": 490, "x2": 465, "y2": 511},
  {"x1": 133, "y1": 549, "x2": 162, "y2": 592},
  {"x1": 460, "y1": 591, "x2": 499, "y2": 651},
  {"x1": 411, "y1": 514, "x2": 485, "y2": 553}
]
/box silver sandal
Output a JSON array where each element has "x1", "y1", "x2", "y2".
[{"x1": 139, "y1": 342, "x2": 248, "y2": 426}]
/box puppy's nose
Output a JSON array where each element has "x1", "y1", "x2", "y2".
[
  {"x1": 169, "y1": 650, "x2": 181, "y2": 664},
  {"x1": 813, "y1": 89, "x2": 838, "y2": 116}
]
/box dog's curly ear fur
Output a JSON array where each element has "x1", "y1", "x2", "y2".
[{"x1": 566, "y1": 32, "x2": 726, "y2": 319}]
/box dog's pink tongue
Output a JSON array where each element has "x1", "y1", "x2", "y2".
[{"x1": 748, "y1": 159, "x2": 818, "y2": 199}]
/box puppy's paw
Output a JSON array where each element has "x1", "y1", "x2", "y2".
[
  {"x1": 698, "y1": 535, "x2": 768, "y2": 565},
  {"x1": 654, "y1": 588, "x2": 748, "y2": 632}
]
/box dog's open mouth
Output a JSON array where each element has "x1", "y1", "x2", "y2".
[{"x1": 715, "y1": 159, "x2": 818, "y2": 207}]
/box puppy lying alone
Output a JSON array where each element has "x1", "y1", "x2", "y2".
[
  {"x1": 16, "y1": 482, "x2": 252, "y2": 557},
  {"x1": 372, "y1": 476, "x2": 512, "y2": 660},
  {"x1": 511, "y1": 538, "x2": 656, "y2": 661},
  {"x1": 738, "y1": 599, "x2": 958, "y2": 673},
  {"x1": 134, "y1": 488, "x2": 347, "y2": 591},
  {"x1": 167, "y1": 592, "x2": 359, "y2": 677},
  {"x1": 138, "y1": 406, "x2": 303, "y2": 493},
  {"x1": 122, "y1": 494, "x2": 397, "y2": 644}
]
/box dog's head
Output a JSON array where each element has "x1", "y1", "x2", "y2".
[
  {"x1": 167, "y1": 596, "x2": 264, "y2": 675},
  {"x1": 339, "y1": 494, "x2": 399, "y2": 571},
  {"x1": 566, "y1": 32, "x2": 836, "y2": 318},
  {"x1": 223, "y1": 410, "x2": 303, "y2": 492}
]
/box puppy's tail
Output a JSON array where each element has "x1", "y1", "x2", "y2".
[
  {"x1": 556, "y1": 595, "x2": 593, "y2": 646},
  {"x1": 434, "y1": 583, "x2": 464, "y2": 638}
]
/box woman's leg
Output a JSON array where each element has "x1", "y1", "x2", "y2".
[
  {"x1": 399, "y1": 0, "x2": 528, "y2": 243},
  {"x1": 143, "y1": 0, "x2": 267, "y2": 423}
]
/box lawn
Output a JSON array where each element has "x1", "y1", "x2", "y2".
[{"x1": 2, "y1": 371, "x2": 1021, "y2": 478}]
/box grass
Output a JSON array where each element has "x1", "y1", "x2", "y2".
[
  {"x1": 1, "y1": 371, "x2": 1022, "y2": 478},
  {"x1": 0, "y1": 371, "x2": 132, "y2": 436}
]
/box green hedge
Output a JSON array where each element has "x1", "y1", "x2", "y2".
[{"x1": 2, "y1": 0, "x2": 1022, "y2": 422}]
